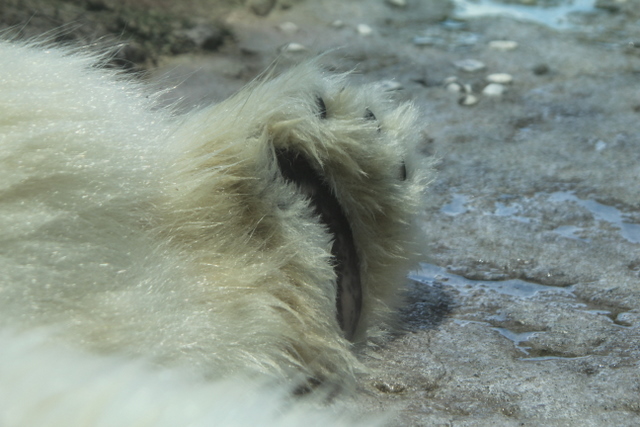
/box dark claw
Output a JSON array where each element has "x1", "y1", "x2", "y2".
[
  {"x1": 364, "y1": 108, "x2": 381, "y2": 132},
  {"x1": 364, "y1": 108, "x2": 376, "y2": 121},
  {"x1": 293, "y1": 377, "x2": 323, "y2": 396},
  {"x1": 275, "y1": 148, "x2": 362, "y2": 342},
  {"x1": 316, "y1": 96, "x2": 327, "y2": 120},
  {"x1": 400, "y1": 161, "x2": 407, "y2": 181}
]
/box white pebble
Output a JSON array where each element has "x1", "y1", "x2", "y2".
[
  {"x1": 386, "y1": 0, "x2": 407, "y2": 7},
  {"x1": 379, "y1": 80, "x2": 403, "y2": 91},
  {"x1": 486, "y1": 73, "x2": 513, "y2": 84},
  {"x1": 616, "y1": 312, "x2": 638, "y2": 326},
  {"x1": 460, "y1": 94, "x2": 479, "y2": 106},
  {"x1": 454, "y1": 59, "x2": 486, "y2": 72},
  {"x1": 444, "y1": 77, "x2": 472, "y2": 94},
  {"x1": 595, "y1": 140, "x2": 607, "y2": 151},
  {"x1": 331, "y1": 20, "x2": 344, "y2": 28},
  {"x1": 482, "y1": 83, "x2": 506, "y2": 96},
  {"x1": 277, "y1": 22, "x2": 299, "y2": 35},
  {"x1": 446, "y1": 82, "x2": 463, "y2": 93},
  {"x1": 357, "y1": 24, "x2": 373, "y2": 36},
  {"x1": 281, "y1": 42, "x2": 307, "y2": 52},
  {"x1": 489, "y1": 40, "x2": 519, "y2": 51}
]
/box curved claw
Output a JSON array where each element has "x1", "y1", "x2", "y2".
[{"x1": 275, "y1": 148, "x2": 362, "y2": 341}]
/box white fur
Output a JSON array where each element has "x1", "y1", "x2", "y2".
[
  {"x1": 0, "y1": 40, "x2": 431, "y2": 425},
  {"x1": 0, "y1": 329, "x2": 380, "y2": 427}
]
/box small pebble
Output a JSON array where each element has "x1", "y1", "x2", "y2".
[
  {"x1": 280, "y1": 42, "x2": 307, "y2": 52},
  {"x1": 616, "y1": 312, "x2": 639, "y2": 326},
  {"x1": 412, "y1": 36, "x2": 441, "y2": 46},
  {"x1": 357, "y1": 24, "x2": 373, "y2": 36},
  {"x1": 444, "y1": 77, "x2": 473, "y2": 94},
  {"x1": 331, "y1": 20, "x2": 344, "y2": 28},
  {"x1": 454, "y1": 59, "x2": 486, "y2": 72},
  {"x1": 379, "y1": 80, "x2": 403, "y2": 91},
  {"x1": 446, "y1": 82, "x2": 464, "y2": 93},
  {"x1": 456, "y1": 33, "x2": 479, "y2": 46},
  {"x1": 533, "y1": 64, "x2": 550, "y2": 75},
  {"x1": 248, "y1": 0, "x2": 276, "y2": 16},
  {"x1": 595, "y1": 140, "x2": 607, "y2": 151},
  {"x1": 459, "y1": 94, "x2": 479, "y2": 106},
  {"x1": 486, "y1": 73, "x2": 513, "y2": 84},
  {"x1": 595, "y1": 0, "x2": 623, "y2": 13},
  {"x1": 482, "y1": 83, "x2": 506, "y2": 96},
  {"x1": 178, "y1": 24, "x2": 225, "y2": 52},
  {"x1": 277, "y1": 22, "x2": 299, "y2": 35},
  {"x1": 489, "y1": 40, "x2": 519, "y2": 51},
  {"x1": 386, "y1": 0, "x2": 407, "y2": 7},
  {"x1": 441, "y1": 19, "x2": 467, "y2": 30}
]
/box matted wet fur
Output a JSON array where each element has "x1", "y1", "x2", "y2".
[{"x1": 0, "y1": 40, "x2": 431, "y2": 425}]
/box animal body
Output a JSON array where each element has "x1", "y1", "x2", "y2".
[{"x1": 0, "y1": 39, "x2": 431, "y2": 425}]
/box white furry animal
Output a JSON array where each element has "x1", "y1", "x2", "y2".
[{"x1": 0, "y1": 39, "x2": 430, "y2": 426}]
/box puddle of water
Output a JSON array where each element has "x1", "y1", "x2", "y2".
[
  {"x1": 422, "y1": 268, "x2": 627, "y2": 360},
  {"x1": 493, "y1": 327, "x2": 537, "y2": 355},
  {"x1": 620, "y1": 223, "x2": 640, "y2": 243},
  {"x1": 439, "y1": 191, "x2": 640, "y2": 243},
  {"x1": 409, "y1": 263, "x2": 574, "y2": 298},
  {"x1": 453, "y1": 0, "x2": 597, "y2": 29},
  {"x1": 551, "y1": 225, "x2": 588, "y2": 242},
  {"x1": 494, "y1": 328, "x2": 597, "y2": 360},
  {"x1": 440, "y1": 194, "x2": 533, "y2": 222},
  {"x1": 493, "y1": 202, "x2": 531, "y2": 223},
  {"x1": 453, "y1": 320, "x2": 583, "y2": 360},
  {"x1": 441, "y1": 193, "x2": 470, "y2": 216},
  {"x1": 520, "y1": 355, "x2": 590, "y2": 361},
  {"x1": 494, "y1": 327, "x2": 537, "y2": 345},
  {"x1": 548, "y1": 191, "x2": 640, "y2": 244}
]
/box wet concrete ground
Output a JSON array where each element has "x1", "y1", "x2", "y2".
[{"x1": 148, "y1": 1, "x2": 640, "y2": 425}]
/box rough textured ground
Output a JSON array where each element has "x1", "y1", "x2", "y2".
[{"x1": 4, "y1": 0, "x2": 640, "y2": 425}]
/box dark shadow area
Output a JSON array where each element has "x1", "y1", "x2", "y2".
[{"x1": 398, "y1": 277, "x2": 454, "y2": 332}]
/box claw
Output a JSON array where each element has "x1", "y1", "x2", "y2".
[{"x1": 275, "y1": 148, "x2": 362, "y2": 341}]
